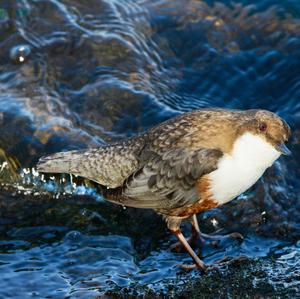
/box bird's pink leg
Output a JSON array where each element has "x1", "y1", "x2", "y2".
[
  {"x1": 170, "y1": 214, "x2": 201, "y2": 253},
  {"x1": 170, "y1": 214, "x2": 243, "y2": 252},
  {"x1": 172, "y1": 229, "x2": 207, "y2": 272},
  {"x1": 191, "y1": 214, "x2": 200, "y2": 237},
  {"x1": 170, "y1": 215, "x2": 246, "y2": 271}
]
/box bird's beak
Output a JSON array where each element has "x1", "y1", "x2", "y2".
[{"x1": 276, "y1": 143, "x2": 291, "y2": 155}]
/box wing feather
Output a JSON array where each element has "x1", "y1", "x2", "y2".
[{"x1": 122, "y1": 147, "x2": 223, "y2": 210}]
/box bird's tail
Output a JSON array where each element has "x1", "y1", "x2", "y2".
[
  {"x1": 36, "y1": 150, "x2": 85, "y2": 174},
  {"x1": 36, "y1": 139, "x2": 143, "y2": 188}
]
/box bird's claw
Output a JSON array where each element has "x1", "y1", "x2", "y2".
[
  {"x1": 214, "y1": 255, "x2": 249, "y2": 266},
  {"x1": 201, "y1": 231, "x2": 244, "y2": 249},
  {"x1": 178, "y1": 263, "x2": 208, "y2": 272},
  {"x1": 177, "y1": 255, "x2": 248, "y2": 272}
]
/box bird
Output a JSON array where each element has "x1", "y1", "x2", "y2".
[{"x1": 37, "y1": 108, "x2": 291, "y2": 272}]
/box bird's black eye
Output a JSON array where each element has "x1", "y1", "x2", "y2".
[{"x1": 259, "y1": 122, "x2": 267, "y2": 132}]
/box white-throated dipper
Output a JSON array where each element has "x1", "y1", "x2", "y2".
[{"x1": 37, "y1": 108, "x2": 291, "y2": 272}]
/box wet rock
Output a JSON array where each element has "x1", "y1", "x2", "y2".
[{"x1": 0, "y1": 0, "x2": 299, "y2": 297}]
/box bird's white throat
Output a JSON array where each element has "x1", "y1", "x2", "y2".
[{"x1": 208, "y1": 132, "x2": 281, "y2": 205}]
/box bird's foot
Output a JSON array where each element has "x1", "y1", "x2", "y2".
[
  {"x1": 214, "y1": 255, "x2": 249, "y2": 266},
  {"x1": 170, "y1": 231, "x2": 243, "y2": 252},
  {"x1": 170, "y1": 235, "x2": 199, "y2": 253},
  {"x1": 178, "y1": 262, "x2": 207, "y2": 272},
  {"x1": 201, "y1": 232, "x2": 244, "y2": 248},
  {"x1": 178, "y1": 255, "x2": 248, "y2": 272}
]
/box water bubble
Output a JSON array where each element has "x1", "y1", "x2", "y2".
[
  {"x1": 0, "y1": 161, "x2": 8, "y2": 172},
  {"x1": 31, "y1": 168, "x2": 39, "y2": 177},
  {"x1": 65, "y1": 231, "x2": 83, "y2": 242},
  {"x1": 211, "y1": 218, "x2": 219, "y2": 227},
  {"x1": 9, "y1": 44, "x2": 31, "y2": 64}
]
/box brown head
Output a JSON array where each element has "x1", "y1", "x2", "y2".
[
  {"x1": 236, "y1": 109, "x2": 291, "y2": 155},
  {"x1": 177, "y1": 108, "x2": 291, "y2": 155}
]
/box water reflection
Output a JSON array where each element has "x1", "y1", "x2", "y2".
[{"x1": 0, "y1": 0, "x2": 299, "y2": 296}]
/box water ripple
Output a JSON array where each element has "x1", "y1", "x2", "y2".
[{"x1": 0, "y1": 0, "x2": 299, "y2": 297}]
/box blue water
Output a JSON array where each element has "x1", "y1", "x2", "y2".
[{"x1": 0, "y1": 0, "x2": 299, "y2": 297}]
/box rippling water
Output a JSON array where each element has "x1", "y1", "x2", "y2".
[{"x1": 0, "y1": 0, "x2": 300, "y2": 297}]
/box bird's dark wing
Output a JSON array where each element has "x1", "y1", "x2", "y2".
[
  {"x1": 121, "y1": 147, "x2": 223, "y2": 210},
  {"x1": 37, "y1": 138, "x2": 145, "y2": 188}
]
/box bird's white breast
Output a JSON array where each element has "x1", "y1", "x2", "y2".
[{"x1": 208, "y1": 132, "x2": 281, "y2": 205}]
